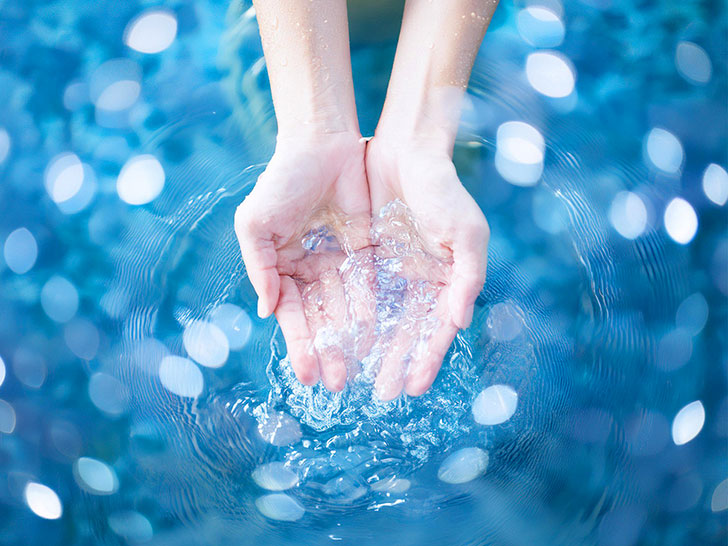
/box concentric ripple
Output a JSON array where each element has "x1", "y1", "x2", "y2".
[{"x1": 104, "y1": 20, "x2": 697, "y2": 546}]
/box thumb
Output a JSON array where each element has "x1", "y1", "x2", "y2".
[{"x1": 234, "y1": 206, "x2": 280, "y2": 318}]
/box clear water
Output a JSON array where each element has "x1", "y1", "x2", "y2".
[{"x1": 0, "y1": 1, "x2": 726, "y2": 545}]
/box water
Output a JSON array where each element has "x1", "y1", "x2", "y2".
[{"x1": 0, "y1": 1, "x2": 726, "y2": 545}]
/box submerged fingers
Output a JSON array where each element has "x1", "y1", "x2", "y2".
[
  {"x1": 234, "y1": 207, "x2": 280, "y2": 319},
  {"x1": 448, "y1": 217, "x2": 490, "y2": 329},
  {"x1": 374, "y1": 326, "x2": 412, "y2": 401},
  {"x1": 404, "y1": 318, "x2": 458, "y2": 397},
  {"x1": 275, "y1": 276, "x2": 320, "y2": 386},
  {"x1": 304, "y1": 269, "x2": 351, "y2": 393},
  {"x1": 379, "y1": 286, "x2": 459, "y2": 400}
]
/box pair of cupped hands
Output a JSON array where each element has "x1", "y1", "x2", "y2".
[{"x1": 235, "y1": 131, "x2": 489, "y2": 401}]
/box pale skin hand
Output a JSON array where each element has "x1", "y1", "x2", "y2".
[
  {"x1": 237, "y1": 0, "x2": 497, "y2": 398},
  {"x1": 235, "y1": 134, "x2": 374, "y2": 391},
  {"x1": 366, "y1": 0, "x2": 497, "y2": 400},
  {"x1": 235, "y1": 1, "x2": 374, "y2": 391}
]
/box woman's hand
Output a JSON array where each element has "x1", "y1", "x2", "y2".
[
  {"x1": 235, "y1": 132, "x2": 375, "y2": 391},
  {"x1": 243, "y1": 0, "x2": 497, "y2": 397},
  {"x1": 365, "y1": 136, "x2": 489, "y2": 400}
]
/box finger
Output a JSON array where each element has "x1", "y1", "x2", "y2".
[
  {"x1": 405, "y1": 288, "x2": 459, "y2": 397},
  {"x1": 375, "y1": 326, "x2": 413, "y2": 401},
  {"x1": 274, "y1": 276, "x2": 320, "y2": 386},
  {"x1": 316, "y1": 345, "x2": 348, "y2": 392},
  {"x1": 448, "y1": 220, "x2": 489, "y2": 329},
  {"x1": 340, "y1": 247, "x2": 377, "y2": 360},
  {"x1": 235, "y1": 209, "x2": 280, "y2": 318},
  {"x1": 307, "y1": 273, "x2": 349, "y2": 393}
]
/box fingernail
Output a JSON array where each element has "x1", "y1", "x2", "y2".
[{"x1": 257, "y1": 299, "x2": 266, "y2": 318}]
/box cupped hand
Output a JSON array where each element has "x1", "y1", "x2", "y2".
[
  {"x1": 235, "y1": 132, "x2": 375, "y2": 391},
  {"x1": 365, "y1": 137, "x2": 490, "y2": 400}
]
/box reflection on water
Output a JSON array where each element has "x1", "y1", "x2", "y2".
[{"x1": 0, "y1": 0, "x2": 726, "y2": 545}]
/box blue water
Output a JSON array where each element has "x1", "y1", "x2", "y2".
[{"x1": 0, "y1": 1, "x2": 727, "y2": 545}]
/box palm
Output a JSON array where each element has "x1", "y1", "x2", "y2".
[
  {"x1": 235, "y1": 135, "x2": 375, "y2": 391},
  {"x1": 366, "y1": 139, "x2": 489, "y2": 400}
]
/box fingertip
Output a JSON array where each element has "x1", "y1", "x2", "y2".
[
  {"x1": 452, "y1": 302, "x2": 474, "y2": 330},
  {"x1": 375, "y1": 382, "x2": 402, "y2": 402},
  {"x1": 449, "y1": 270, "x2": 482, "y2": 329},
  {"x1": 318, "y1": 350, "x2": 348, "y2": 393},
  {"x1": 287, "y1": 337, "x2": 320, "y2": 386},
  {"x1": 404, "y1": 380, "x2": 430, "y2": 398},
  {"x1": 374, "y1": 360, "x2": 405, "y2": 401},
  {"x1": 462, "y1": 304, "x2": 474, "y2": 329},
  {"x1": 404, "y1": 363, "x2": 440, "y2": 397},
  {"x1": 448, "y1": 286, "x2": 467, "y2": 330},
  {"x1": 257, "y1": 297, "x2": 274, "y2": 319},
  {"x1": 292, "y1": 355, "x2": 320, "y2": 386},
  {"x1": 323, "y1": 373, "x2": 346, "y2": 393}
]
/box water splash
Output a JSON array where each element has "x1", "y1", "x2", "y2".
[{"x1": 295, "y1": 199, "x2": 447, "y2": 394}]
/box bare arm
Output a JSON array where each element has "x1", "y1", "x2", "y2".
[
  {"x1": 237, "y1": 2, "x2": 372, "y2": 391},
  {"x1": 376, "y1": 0, "x2": 498, "y2": 154},
  {"x1": 253, "y1": 0, "x2": 360, "y2": 140}
]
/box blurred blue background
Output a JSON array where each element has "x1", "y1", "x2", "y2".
[{"x1": 0, "y1": 1, "x2": 726, "y2": 545}]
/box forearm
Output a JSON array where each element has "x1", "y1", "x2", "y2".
[
  {"x1": 376, "y1": 0, "x2": 498, "y2": 154},
  {"x1": 253, "y1": 0, "x2": 359, "y2": 139}
]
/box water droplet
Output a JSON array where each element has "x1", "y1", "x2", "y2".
[
  {"x1": 3, "y1": 228, "x2": 38, "y2": 274},
  {"x1": 0, "y1": 399, "x2": 16, "y2": 434},
  {"x1": 257, "y1": 410, "x2": 302, "y2": 446},
  {"x1": 183, "y1": 320, "x2": 229, "y2": 368},
  {"x1": 703, "y1": 163, "x2": 728, "y2": 206},
  {"x1": 108, "y1": 511, "x2": 154, "y2": 542},
  {"x1": 711, "y1": 478, "x2": 728, "y2": 512},
  {"x1": 664, "y1": 197, "x2": 698, "y2": 245}
]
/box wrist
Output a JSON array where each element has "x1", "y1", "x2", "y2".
[
  {"x1": 275, "y1": 110, "x2": 361, "y2": 142},
  {"x1": 275, "y1": 128, "x2": 363, "y2": 151},
  {"x1": 374, "y1": 85, "x2": 466, "y2": 157}
]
